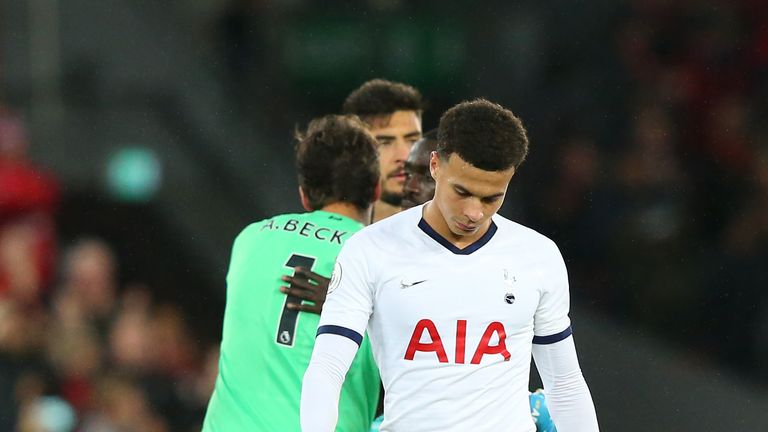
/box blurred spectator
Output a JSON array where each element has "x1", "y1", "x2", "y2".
[
  {"x1": 106, "y1": 287, "x2": 209, "y2": 431},
  {"x1": 147, "y1": 304, "x2": 197, "y2": 377},
  {"x1": 181, "y1": 344, "x2": 220, "y2": 424},
  {"x1": 108, "y1": 286, "x2": 153, "y2": 372},
  {"x1": 45, "y1": 317, "x2": 102, "y2": 413},
  {"x1": 54, "y1": 238, "x2": 118, "y2": 330},
  {"x1": 0, "y1": 299, "x2": 51, "y2": 430},
  {"x1": 0, "y1": 106, "x2": 59, "y2": 304},
  {"x1": 142, "y1": 304, "x2": 204, "y2": 431},
  {"x1": 79, "y1": 373, "x2": 168, "y2": 432}
]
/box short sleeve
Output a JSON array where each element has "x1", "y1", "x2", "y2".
[
  {"x1": 533, "y1": 242, "x2": 572, "y2": 343},
  {"x1": 317, "y1": 234, "x2": 375, "y2": 343}
]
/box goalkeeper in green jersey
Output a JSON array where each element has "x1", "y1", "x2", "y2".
[{"x1": 202, "y1": 115, "x2": 382, "y2": 432}]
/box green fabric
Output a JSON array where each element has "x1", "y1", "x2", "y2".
[{"x1": 203, "y1": 211, "x2": 380, "y2": 432}]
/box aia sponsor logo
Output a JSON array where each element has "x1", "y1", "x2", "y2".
[{"x1": 404, "y1": 319, "x2": 511, "y2": 364}]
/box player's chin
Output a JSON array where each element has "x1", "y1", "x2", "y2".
[
  {"x1": 453, "y1": 221, "x2": 479, "y2": 234},
  {"x1": 401, "y1": 198, "x2": 416, "y2": 209},
  {"x1": 380, "y1": 189, "x2": 404, "y2": 206}
]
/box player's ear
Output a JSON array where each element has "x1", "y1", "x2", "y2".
[
  {"x1": 429, "y1": 151, "x2": 440, "y2": 179},
  {"x1": 373, "y1": 182, "x2": 382, "y2": 202},
  {"x1": 299, "y1": 187, "x2": 313, "y2": 211}
]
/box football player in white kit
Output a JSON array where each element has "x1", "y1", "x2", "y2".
[{"x1": 301, "y1": 99, "x2": 599, "y2": 431}]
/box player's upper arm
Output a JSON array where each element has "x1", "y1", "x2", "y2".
[
  {"x1": 533, "y1": 240, "x2": 572, "y2": 343},
  {"x1": 317, "y1": 234, "x2": 375, "y2": 342}
]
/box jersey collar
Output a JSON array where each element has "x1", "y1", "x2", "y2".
[{"x1": 417, "y1": 218, "x2": 498, "y2": 255}]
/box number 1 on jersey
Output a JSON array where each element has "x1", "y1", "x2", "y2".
[{"x1": 276, "y1": 254, "x2": 317, "y2": 347}]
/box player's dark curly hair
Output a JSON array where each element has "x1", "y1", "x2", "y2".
[
  {"x1": 437, "y1": 99, "x2": 529, "y2": 171},
  {"x1": 342, "y1": 79, "x2": 424, "y2": 124},
  {"x1": 295, "y1": 115, "x2": 380, "y2": 210}
]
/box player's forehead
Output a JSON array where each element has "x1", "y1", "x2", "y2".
[
  {"x1": 442, "y1": 153, "x2": 514, "y2": 195},
  {"x1": 369, "y1": 110, "x2": 422, "y2": 136}
]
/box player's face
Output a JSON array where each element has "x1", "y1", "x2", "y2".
[
  {"x1": 401, "y1": 139, "x2": 435, "y2": 209},
  {"x1": 369, "y1": 111, "x2": 422, "y2": 205},
  {"x1": 430, "y1": 152, "x2": 515, "y2": 239}
]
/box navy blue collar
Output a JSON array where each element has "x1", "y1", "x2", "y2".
[{"x1": 418, "y1": 218, "x2": 497, "y2": 255}]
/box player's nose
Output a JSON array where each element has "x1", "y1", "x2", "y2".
[
  {"x1": 395, "y1": 138, "x2": 412, "y2": 161},
  {"x1": 463, "y1": 200, "x2": 484, "y2": 223}
]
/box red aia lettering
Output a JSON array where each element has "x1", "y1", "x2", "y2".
[
  {"x1": 471, "y1": 321, "x2": 511, "y2": 364},
  {"x1": 404, "y1": 319, "x2": 449, "y2": 363},
  {"x1": 455, "y1": 319, "x2": 467, "y2": 364},
  {"x1": 405, "y1": 319, "x2": 510, "y2": 364}
]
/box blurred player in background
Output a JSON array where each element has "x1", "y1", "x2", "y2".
[
  {"x1": 342, "y1": 79, "x2": 424, "y2": 222},
  {"x1": 282, "y1": 79, "x2": 424, "y2": 426},
  {"x1": 202, "y1": 115, "x2": 382, "y2": 431},
  {"x1": 282, "y1": 78, "x2": 425, "y2": 313},
  {"x1": 301, "y1": 99, "x2": 598, "y2": 431},
  {"x1": 401, "y1": 130, "x2": 438, "y2": 210}
]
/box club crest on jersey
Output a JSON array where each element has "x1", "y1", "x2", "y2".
[
  {"x1": 504, "y1": 293, "x2": 516, "y2": 304},
  {"x1": 328, "y1": 261, "x2": 342, "y2": 294}
]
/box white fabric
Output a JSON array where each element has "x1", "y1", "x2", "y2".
[
  {"x1": 532, "y1": 336, "x2": 599, "y2": 431},
  {"x1": 300, "y1": 333, "x2": 360, "y2": 432},
  {"x1": 303, "y1": 204, "x2": 595, "y2": 431}
]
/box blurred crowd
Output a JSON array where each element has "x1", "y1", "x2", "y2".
[
  {"x1": 527, "y1": 0, "x2": 768, "y2": 380},
  {"x1": 0, "y1": 109, "x2": 217, "y2": 432}
]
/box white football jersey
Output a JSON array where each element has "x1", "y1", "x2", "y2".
[{"x1": 319, "y1": 204, "x2": 573, "y2": 432}]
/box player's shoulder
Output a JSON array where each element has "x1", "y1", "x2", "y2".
[
  {"x1": 241, "y1": 211, "x2": 362, "y2": 238},
  {"x1": 232, "y1": 211, "x2": 313, "y2": 245},
  {"x1": 376, "y1": 204, "x2": 424, "y2": 230},
  {"x1": 344, "y1": 205, "x2": 422, "y2": 250},
  {"x1": 238, "y1": 211, "x2": 303, "y2": 235},
  {"x1": 358, "y1": 205, "x2": 421, "y2": 237},
  {"x1": 492, "y1": 214, "x2": 561, "y2": 256}
]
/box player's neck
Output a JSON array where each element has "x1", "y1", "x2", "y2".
[
  {"x1": 319, "y1": 202, "x2": 371, "y2": 225},
  {"x1": 372, "y1": 200, "x2": 401, "y2": 223},
  {"x1": 422, "y1": 202, "x2": 490, "y2": 248}
]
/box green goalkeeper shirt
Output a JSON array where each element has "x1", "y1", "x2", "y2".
[{"x1": 202, "y1": 211, "x2": 380, "y2": 432}]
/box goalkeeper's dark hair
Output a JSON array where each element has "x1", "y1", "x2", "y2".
[
  {"x1": 295, "y1": 115, "x2": 380, "y2": 210},
  {"x1": 342, "y1": 79, "x2": 424, "y2": 124},
  {"x1": 437, "y1": 99, "x2": 529, "y2": 171}
]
